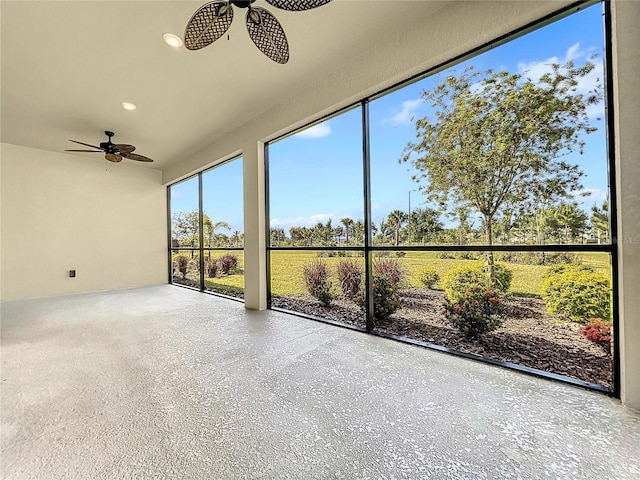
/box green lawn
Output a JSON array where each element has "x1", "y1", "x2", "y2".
[
  {"x1": 269, "y1": 250, "x2": 611, "y2": 297},
  {"x1": 171, "y1": 249, "x2": 611, "y2": 298},
  {"x1": 172, "y1": 250, "x2": 245, "y2": 295}
]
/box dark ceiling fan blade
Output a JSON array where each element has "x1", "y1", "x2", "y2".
[
  {"x1": 121, "y1": 152, "x2": 154, "y2": 163},
  {"x1": 114, "y1": 144, "x2": 136, "y2": 154},
  {"x1": 265, "y1": 0, "x2": 331, "y2": 12},
  {"x1": 245, "y1": 7, "x2": 289, "y2": 64},
  {"x1": 65, "y1": 149, "x2": 102, "y2": 152},
  {"x1": 105, "y1": 153, "x2": 123, "y2": 163},
  {"x1": 184, "y1": 1, "x2": 234, "y2": 51},
  {"x1": 69, "y1": 139, "x2": 105, "y2": 150}
]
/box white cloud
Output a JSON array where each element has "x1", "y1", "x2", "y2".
[
  {"x1": 295, "y1": 122, "x2": 331, "y2": 139},
  {"x1": 386, "y1": 98, "x2": 424, "y2": 125},
  {"x1": 270, "y1": 213, "x2": 336, "y2": 229},
  {"x1": 517, "y1": 43, "x2": 604, "y2": 118},
  {"x1": 572, "y1": 187, "x2": 607, "y2": 202}
]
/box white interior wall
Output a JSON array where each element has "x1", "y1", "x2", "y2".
[{"x1": 0, "y1": 143, "x2": 167, "y2": 301}]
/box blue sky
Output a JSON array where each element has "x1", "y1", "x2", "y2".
[{"x1": 172, "y1": 3, "x2": 608, "y2": 235}]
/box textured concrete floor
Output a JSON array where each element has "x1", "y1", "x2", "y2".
[{"x1": 1, "y1": 286, "x2": 639, "y2": 479}]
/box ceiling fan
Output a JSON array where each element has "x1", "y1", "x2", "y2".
[
  {"x1": 65, "y1": 131, "x2": 154, "y2": 163},
  {"x1": 184, "y1": 0, "x2": 332, "y2": 64}
]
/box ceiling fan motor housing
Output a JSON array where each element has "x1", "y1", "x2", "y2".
[
  {"x1": 100, "y1": 131, "x2": 116, "y2": 153},
  {"x1": 231, "y1": 1, "x2": 256, "y2": 8}
]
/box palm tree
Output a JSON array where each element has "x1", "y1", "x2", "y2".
[
  {"x1": 377, "y1": 220, "x2": 392, "y2": 245},
  {"x1": 231, "y1": 230, "x2": 242, "y2": 247},
  {"x1": 289, "y1": 227, "x2": 303, "y2": 246},
  {"x1": 340, "y1": 217, "x2": 354, "y2": 245},
  {"x1": 301, "y1": 227, "x2": 314, "y2": 246},
  {"x1": 386, "y1": 210, "x2": 408, "y2": 246},
  {"x1": 203, "y1": 217, "x2": 231, "y2": 257}
]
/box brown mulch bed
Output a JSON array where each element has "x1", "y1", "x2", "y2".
[{"x1": 272, "y1": 289, "x2": 613, "y2": 389}]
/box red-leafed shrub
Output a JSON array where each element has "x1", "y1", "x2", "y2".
[
  {"x1": 580, "y1": 319, "x2": 612, "y2": 348},
  {"x1": 303, "y1": 260, "x2": 334, "y2": 306},
  {"x1": 373, "y1": 258, "x2": 404, "y2": 288},
  {"x1": 218, "y1": 254, "x2": 239, "y2": 275},
  {"x1": 337, "y1": 259, "x2": 363, "y2": 299},
  {"x1": 176, "y1": 255, "x2": 189, "y2": 279},
  {"x1": 205, "y1": 258, "x2": 218, "y2": 278}
]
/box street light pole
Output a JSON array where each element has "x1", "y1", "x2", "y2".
[{"x1": 408, "y1": 189, "x2": 417, "y2": 217}]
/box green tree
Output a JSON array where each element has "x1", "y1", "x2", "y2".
[
  {"x1": 591, "y1": 199, "x2": 609, "y2": 243},
  {"x1": 270, "y1": 228, "x2": 286, "y2": 246},
  {"x1": 386, "y1": 210, "x2": 408, "y2": 246},
  {"x1": 301, "y1": 227, "x2": 315, "y2": 246},
  {"x1": 340, "y1": 217, "x2": 354, "y2": 245},
  {"x1": 401, "y1": 61, "x2": 600, "y2": 282},
  {"x1": 203, "y1": 217, "x2": 230, "y2": 249},
  {"x1": 172, "y1": 211, "x2": 200, "y2": 257},
  {"x1": 447, "y1": 206, "x2": 473, "y2": 246},
  {"x1": 289, "y1": 226, "x2": 303, "y2": 246},
  {"x1": 376, "y1": 220, "x2": 392, "y2": 245},
  {"x1": 231, "y1": 230, "x2": 243, "y2": 247},
  {"x1": 313, "y1": 220, "x2": 336, "y2": 246},
  {"x1": 552, "y1": 202, "x2": 588, "y2": 243},
  {"x1": 408, "y1": 207, "x2": 443, "y2": 244},
  {"x1": 353, "y1": 219, "x2": 366, "y2": 244}
]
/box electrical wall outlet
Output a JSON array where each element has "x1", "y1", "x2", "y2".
[{"x1": 69, "y1": 270, "x2": 76, "y2": 278}]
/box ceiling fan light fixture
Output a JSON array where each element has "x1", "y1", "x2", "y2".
[
  {"x1": 162, "y1": 33, "x2": 184, "y2": 48},
  {"x1": 121, "y1": 102, "x2": 137, "y2": 111},
  {"x1": 249, "y1": 9, "x2": 262, "y2": 24}
]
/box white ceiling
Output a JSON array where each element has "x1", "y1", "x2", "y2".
[{"x1": 1, "y1": 0, "x2": 449, "y2": 170}]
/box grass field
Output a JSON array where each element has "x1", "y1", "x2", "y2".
[
  {"x1": 269, "y1": 250, "x2": 611, "y2": 297},
  {"x1": 172, "y1": 250, "x2": 245, "y2": 295},
  {"x1": 172, "y1": 249, "x2": 611, "y2": 298}
]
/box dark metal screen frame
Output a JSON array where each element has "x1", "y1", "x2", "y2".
[
  {"x1": 167, "y1": 156, "x2": 245, "y2": 303},
  {"x1": 264, "y1": 0, "x2": 618, "y2": 396}
]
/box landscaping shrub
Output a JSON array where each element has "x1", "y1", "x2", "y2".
[
  {"x1": 477, "y1": 261, "x2": 513, "y2": 293},
  {"x1": 356, "y1": 275, "x2": 403, "y2": 323},
  {"x1": 442, "y1": 286, "x2": 505, "y2": 339},
  {"x1": 497, "y1": 251, "x2": 582, "y2": 266},
  {"x1": 418, "y1": 268, "x2": 439, "y2": 289},
  {"x1": 218, "y1": 254, "x2": 239, "y2": 275},
  {"x1": 541, "y1": 265, "x2": 610, "y2": 322},
  {"x1": 580, "y1": 319, "x2": 612, "y2": 349},
  {"x1": 373, "y1": 258, "x2": 404, "y2": 288},
  {"x1": 543, "y1": 263, "x2": 593, "y2": 279},
  {"x1": 205, "y1": 258, "x2": 218, "y2": 278},
  {"x1": 302, "y1": 260, "x2": 334, "y2": 306},
  {"x1": 443, "y1": 265, "x2": 489, "y2": 305},
  {"x1": 337, "y1": 259, "x2": 363, "y2": 299},
  {"x1": 176, "y1": 255, "x2": 189, "y2": 279},
  {"x1": 545, "y1": 252, "x2": 582, "y2": 265},
  {"x1": 443, "y1": 262, "x2": 513, "y2": 303}
]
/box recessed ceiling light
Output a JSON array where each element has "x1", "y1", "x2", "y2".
[
  {"x1": 121, "y1": 102, "x2": 137, "y2": 111},
  {"x1": 163, "y1": 33, "x2": 183, "y2": 48}
]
